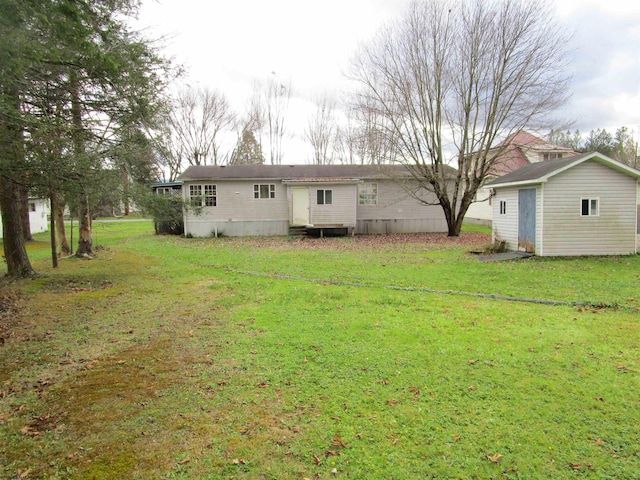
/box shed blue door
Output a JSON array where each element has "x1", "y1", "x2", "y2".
[{"x1": 518, "y1": 188, "x2": 536, "y2": 253}]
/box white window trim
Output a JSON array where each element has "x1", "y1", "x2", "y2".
[
  {"x1": 254, "y1": 184, "x2": 276, "y2": 199},
  {"x1": 317, "y1": 189, "x2": 333, "y2": 205},
  {"x1": 359, "y1": 182, "x2": 378, "y2": 206},
  {"x1": 189, "y1": 184, "x2": 203, "y2": 207},
  {"x1": 203, "y1": 184, "x2": 217, "y2": 207},
  {"x1": 580, "y1": 197, "x2": 599, "y2": 217}
]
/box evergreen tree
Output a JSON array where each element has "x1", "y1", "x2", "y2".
[
  {"x1": 229, "y1": 129, "x2": 265, "y2": 165},
  {"x1": 0, "y1": 0, "x2": 170, "y2": 275}
]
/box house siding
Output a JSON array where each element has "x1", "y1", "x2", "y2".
[
  {"x1": 184, "y1": 180, "x2": 289, "y2": 237},
  {"x1": 180, "y1": 173, "x2": 449, "y2": 237},
  {"x1": 491, "y1": 188, "x2": 519, "y2": 249},
  {"x1": 309, "y1": 185, "x2": 357, "y2": 227},
  {"x1": 356, "y1": 179, "x2": 447, "y2": 234},
  {"x1": 0, "y1": 198, "x2": 48, "y2": 238},
  {"x1": 637, "y1": 181, "x2": 640, "y2": 251},
  {"x1": 542, "y1": 161, "x2": 637, "y2": 256}
]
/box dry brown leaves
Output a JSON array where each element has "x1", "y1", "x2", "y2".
[{"x1": 224, "y1": 232, "x2": 490, "y2": 252}]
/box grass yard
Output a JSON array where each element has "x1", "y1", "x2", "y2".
[{"x1": 0, "y1": 221, "x2": 639, "y2": 479}]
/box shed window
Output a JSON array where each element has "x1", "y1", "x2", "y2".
[
  {"x1": 317, "y1": 189, "x2": 332, "y2": 205},
  {"x1": 581, "y1": 198, "x2": 599, "y2": 216},
  {"x1": 499, "y1": 200, "x2": 507, "y2": 215},
  {"x1": 254, "y1": 184, "x2": 275, "y2": 199},
  {"x1": 359, "y1": 183, "x2": 378, "y2": 205},
  {"x1": 29, "y1": 202, "x2": 36, "y2": 212}
]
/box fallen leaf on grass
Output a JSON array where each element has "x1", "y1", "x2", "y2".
[
  {"x1": 325, "y1": 450, "x2": 341, "y2": 457},
  {"x1": 331, "y1": 433, "x2": 346, "y2": 448},
  {"x1": 486, "y1": 453, "x2": 503, "y2": 463},
  {"x1": 177, "y1": 457, "x2": 190, "y2": 465},
  {"x1": 313, "y1": 454, "x2": 322, "y2": 465},
  {"x1": 595, "y1": 438, "x2": 604, "y2": 446},
  {"x1": 231, "y1": 458, "x2": 246, "y2": 465}
]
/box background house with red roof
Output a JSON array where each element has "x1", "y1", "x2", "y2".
[{"x1": 465, "y1": 131, "x2": 579, "y2": 224}]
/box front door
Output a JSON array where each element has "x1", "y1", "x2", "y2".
[
  {"x1": 518, "y1": 188, "x2": 536, "y2": 252},
  {"x1": 291, "y1": 187, "x2": 310, "y2": 226}
]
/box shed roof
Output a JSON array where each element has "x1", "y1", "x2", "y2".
[{"x1": 486, "y1": 152, "x2": 640, "y2": 188}]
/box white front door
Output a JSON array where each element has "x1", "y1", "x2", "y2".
[{"x1": 291, "y1": 187, "x2": 310, "y2": 225}]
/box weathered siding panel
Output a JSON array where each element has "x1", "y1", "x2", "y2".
[
  {"x1": 309, "y1": 185, "x2": 357, "y2": 226},
  {"x1": 492, "y1": 188, "x2": 519, "y2": 250},
  {"x1": 542, "y1": 161, "x2": 637, "y2": 255},
  {"x1": 356, "y1": 179, "x2": 447, "y2": 233}
]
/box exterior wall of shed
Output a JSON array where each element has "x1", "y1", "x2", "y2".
[
  {"x1": 356, "y1": 179, "x2": 447, "y2": 234},
  {"x1": 183, "y1": 180, "x2": 290, "y2": 237},
  {"x1": 491, "y1": 188, "x2": 521, "y2": 250},
  {"x1": 541, "y1": 161, "x2": 638, "y2": 256}
]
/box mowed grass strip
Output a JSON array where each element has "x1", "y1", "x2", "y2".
[{"x1": 0, "y1": 221, "x2": 638, "y2": 479}]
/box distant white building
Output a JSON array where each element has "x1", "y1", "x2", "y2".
[{"x1": 0, "y1": 198, "x2": 49, "y2": 238}]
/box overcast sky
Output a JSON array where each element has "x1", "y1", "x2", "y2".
[{"x1": 136, "y1": 0, "x2": 640, "y2": 161}]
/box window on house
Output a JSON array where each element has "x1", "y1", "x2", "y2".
[
  {"x1": 29, "y1": 202, "x2": 36, "y2": 212},
  {"x1": 189, "y1": 184, "x2": 202, "y2": 206},
  {"x1": 359, "y1": 183, "x2": 378, "y2": 205},
  {"x1": 317, "y1": 189, "x2": 333, "y2": 205},
  {"x1": 254, "y1": 184, "x2": 275, "y2": 199},
  {"x1": 543, "y1": 153, "x2": 563, "y2": 161},
  {"x1": 204, "y1": 184, "x2": 217, "y2": 206},
  {"x1": 581, "y1": 198, "x2": 599, "y2": 216},
  {"x1": 499, "y1": 200, "x2": 507, "y2": 215}
]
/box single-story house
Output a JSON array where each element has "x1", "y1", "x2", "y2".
[
  {"x1": 177, "y1": 164, "x2": 450, "y2": 237},
  {"x1": 466, "y1": 131, "x2": 579, "y2": 224},
  {"x1": 0, "y1": 198, "x2": 49, "y2": 239},
  {"x1": 487, "y1": 152, "x2": 640, "y2": 256}
]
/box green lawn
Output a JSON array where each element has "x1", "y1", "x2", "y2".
[{"x1": 1, "y1": 221, "x2": 638, "y2": 479}]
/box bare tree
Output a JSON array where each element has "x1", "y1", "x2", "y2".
[
  {"x1": 168, "y1": 86, "x2": 235, "y2": 167},
  {"x1": 266, "y1": 74, "x2": 291, "y2": 165},
  {"x1": 305, "y1": 95, "x2": 337, "y2": 165},
  {"x1": 350, "y1": 0, "x2": 571, "y2": 236}
]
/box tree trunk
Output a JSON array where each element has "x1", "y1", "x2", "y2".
[
  {"x1": 75, "y1": 192, "x2": 93, "y2": 258},
  {"x1": 70, "y1": 73, "x2": 93, "y2": 258},
  {"x1": 0, "y1": 176, "x2": 35, "y2": 277},
  {"x1": 49, "y1": 195, "x2": 58, "y2": 268},
  {"x1": 0, "y1": 84, "x2": 35, "y2": 277},
  {"x1": 52, "y1": 190, "x2": 70, "y2": 255},
  {"x1": 19, "y1": 184, "x2": 32, "y2": 241}
]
